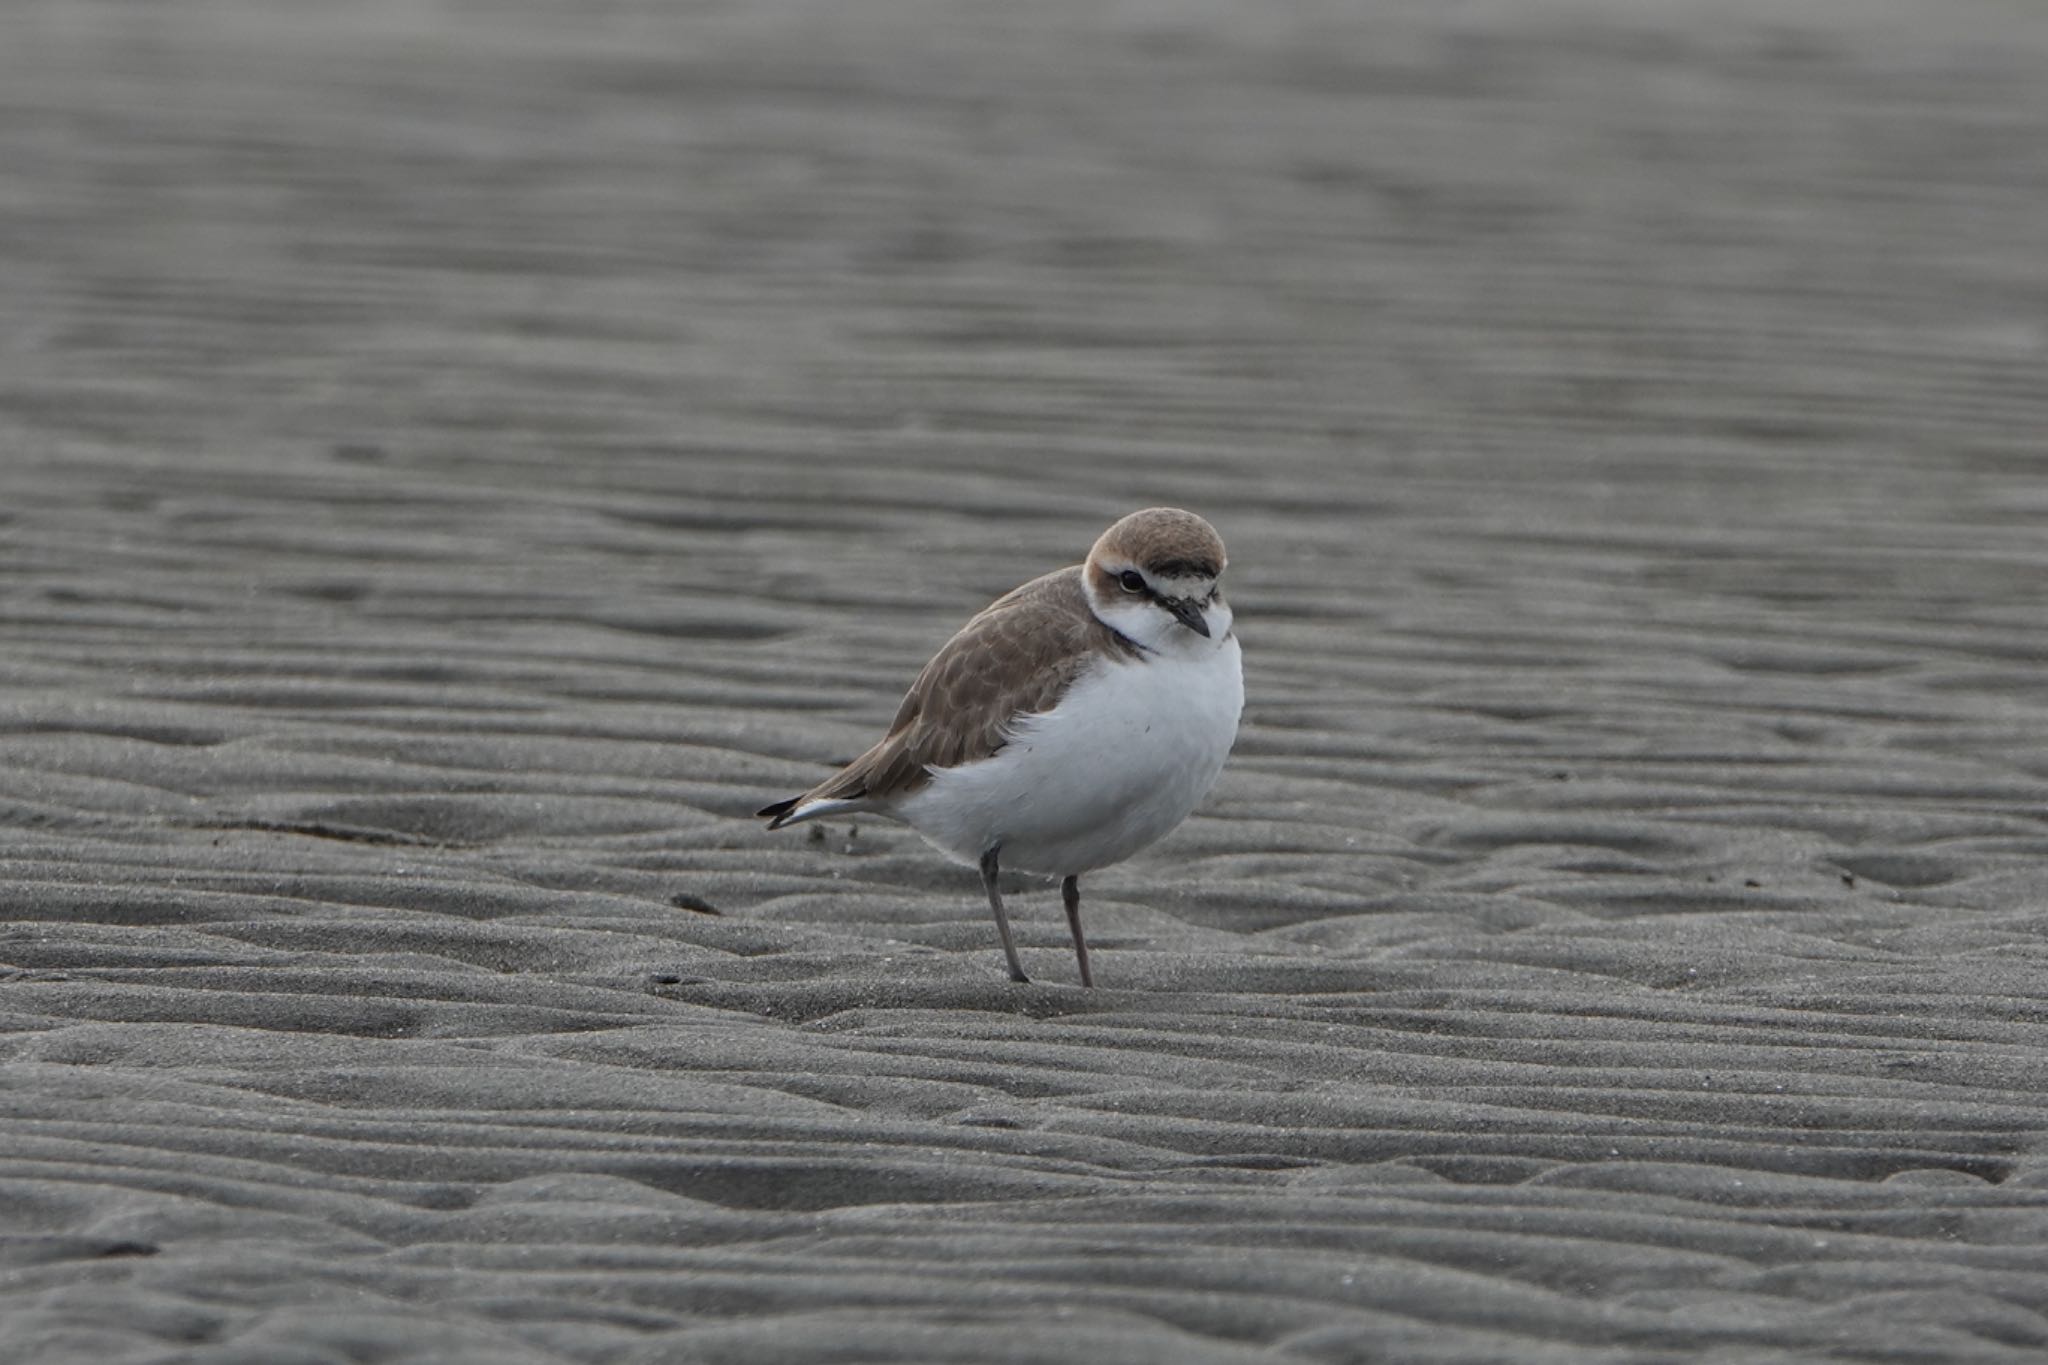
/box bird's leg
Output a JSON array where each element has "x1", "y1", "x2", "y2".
[
  {"x1": 979, "y1": 847, "x2": 1029, "y2": 983},
  {"x1": 1062, "y1": 875, "x2": 1093, "y2": 988}
]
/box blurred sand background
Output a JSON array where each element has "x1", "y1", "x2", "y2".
[{"x1": 5, "y1": 0, "x2": 2048, "y2": 1360}]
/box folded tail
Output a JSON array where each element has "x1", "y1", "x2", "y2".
[{"x1": 757, "y1": 793, "x2": 868, "y2": 831}]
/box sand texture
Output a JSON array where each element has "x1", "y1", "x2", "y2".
[{"x1": 6, "y1": 1, "x2": 2048, "y2": 1360}]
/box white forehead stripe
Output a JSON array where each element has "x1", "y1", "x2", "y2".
[{"x1": 1150, "y1": 572, "x2": 1216, "y2": 599}]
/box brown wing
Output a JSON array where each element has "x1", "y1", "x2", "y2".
[{"x1": 797, "y1": 566, "x2": 1143, "y2": 806}]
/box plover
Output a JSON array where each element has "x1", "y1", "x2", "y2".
[{"x1": 758, "y1": 507, "x2": 1243, "y2": 986}]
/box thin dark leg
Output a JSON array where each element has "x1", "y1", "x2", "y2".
[
  {"x1": 979, "y1": 847, "x2": 1029, "y2": 983},
  {"x1": 1062, "y1": 875, "x2": 1092, "y2": 988}
]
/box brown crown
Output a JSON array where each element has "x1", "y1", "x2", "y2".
[{"x1": 1087, "y1": 507, "x2": 1227, "y2": 578}]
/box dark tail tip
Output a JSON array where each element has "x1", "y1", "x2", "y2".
[{"x1": 756, "y1": 796, "x2": 800, "y2": 829}]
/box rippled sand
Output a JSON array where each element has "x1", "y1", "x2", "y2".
[{"x1": 6, "y1": 1, "x2": 2048, "y2": 1360}]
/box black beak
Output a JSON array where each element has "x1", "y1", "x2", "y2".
[{"x1": 1164, "y1": 596, "x2": 1211, "y2": 638}]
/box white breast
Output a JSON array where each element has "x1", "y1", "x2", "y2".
[{"x1": 896, "y1": 635, "x2": 1244, "y2": 877}]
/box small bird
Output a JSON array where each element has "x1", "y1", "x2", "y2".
[{"x1": 758, "y1": 508, "x2": 1244, "y2": 987}]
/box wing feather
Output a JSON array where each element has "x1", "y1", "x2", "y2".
[{"x1": 788, "y1": 566, "x2": 1141, "y2": 809}]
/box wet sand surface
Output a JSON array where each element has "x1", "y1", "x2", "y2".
[{"x1": 6, "y1": 1, "x2": 2048, "y2": 1360}]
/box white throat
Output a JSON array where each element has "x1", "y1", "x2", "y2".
[{"x1": 1087, "y1": 580, "x2": 1233, "y2": 657}]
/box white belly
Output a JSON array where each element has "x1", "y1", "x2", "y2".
[{"x1": 895, "y1": 636, "x2": 1243, "y2": 877}]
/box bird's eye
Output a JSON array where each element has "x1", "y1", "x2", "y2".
[{"x1": 1118, "y1": 570, "x2": 1146, "y2": 593}]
